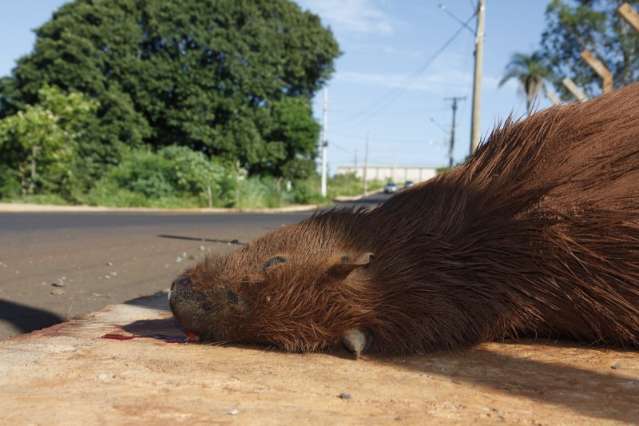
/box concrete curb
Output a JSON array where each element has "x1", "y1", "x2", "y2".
[{"x1": 0, "y1": 202, "x2": 320, "y2": 214}]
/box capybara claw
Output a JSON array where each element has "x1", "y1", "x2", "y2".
[{"x1": 342, "y1": 328, "x2": 369, "y2": 359}]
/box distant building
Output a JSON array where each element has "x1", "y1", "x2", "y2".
[{"x1": 336, "y1": 165, "x2": 438, "y2": 183}]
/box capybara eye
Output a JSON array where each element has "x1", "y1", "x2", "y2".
[
  {"x1": 262, "y1": 256, "x2": 287, "y2": 272},
  {"x1": 226, "y1": 290, "x2": 240, "y2": 305}
]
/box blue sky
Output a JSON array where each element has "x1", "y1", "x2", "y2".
[{"x1": 0, "y1": 1, "x2": 551, "y2": 171}]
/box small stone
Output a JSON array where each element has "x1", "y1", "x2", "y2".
[
  {"x1": 104, "y1": 275, "x2": 111, "y2": 280},
  {"x1": 110, "y1": 271, "x2": 118, "y2": 277},
  {"x1": 106, "y1": 261, "x2": 113, "y2": 266},
  {"x1": 227, "y1": 408, "x2": 239, "y2": 416},
  {"x1": 199, "y1": 245, "x2": 206, "y2": 251},
  {"x1": 338, "y1": 392, "x2": 352, "y2": 400},
  {"x1": 51, "y1": 281, "x2": 66, "y2": 288},
  {"x1": 50, "y1": 288, "x2": 65, "y2": 296},
  {"x1": 97, "y1": 373, "x2": 114, "y2": 382},
  {"x1": 176, "y1": 257, "x2": 183, "y2": 263},
  {"x1": 611, "y1": 361, "x2": 622, "y2": 370}
]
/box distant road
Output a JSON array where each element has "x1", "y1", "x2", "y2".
[{"x1": 0, "y1": 193, "x2": 390, "y2": 340}]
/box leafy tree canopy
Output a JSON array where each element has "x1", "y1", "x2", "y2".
[
  {"x1": 3, "y1": 0, "x2": 339, "y2": 177},
  {"x1": 0, "y1": 86, "x2": 98, "y2": 196},
  {"x1": 540, "y1": 0, "x2": 639, "y2": 99}
]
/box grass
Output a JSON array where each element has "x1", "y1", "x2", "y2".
[{"x1": 2, "y1": 173, "x2": 390, "y2": 209}]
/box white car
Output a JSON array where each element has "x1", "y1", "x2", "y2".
[{"x1": 383, "y1": 182, "x2": 398, "y2": 194}]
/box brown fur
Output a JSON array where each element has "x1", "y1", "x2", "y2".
[{"x1": 170, "y1": 84, "x2": 639, "y2": 354}]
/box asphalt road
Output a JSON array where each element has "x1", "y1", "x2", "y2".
[{"x1": 0, "y1": 194, "x2": 388, "y2": 340}]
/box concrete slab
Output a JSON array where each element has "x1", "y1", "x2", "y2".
[{"x1": 1, "y1": 293, "x2": 638, "y2": 425}]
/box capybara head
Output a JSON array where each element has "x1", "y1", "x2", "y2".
[{"x1": 169, "y1": 210, "x2": 378, "y2": 353}]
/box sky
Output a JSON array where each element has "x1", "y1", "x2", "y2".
[{"x1": 0, "y1": 0, "x2": 551, "y2": 172}]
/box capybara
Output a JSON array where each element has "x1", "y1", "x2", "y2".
[{"x1": 170, "y1": 84, "x2": 639, "y2": 356}]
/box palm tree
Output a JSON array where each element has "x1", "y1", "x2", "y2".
[{"x1": 499, "y1": 52, "x2": 551, "y2": 115}]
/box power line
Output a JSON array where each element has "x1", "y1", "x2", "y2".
[
  {"x1": 437, "y1": 3, "x2": 474, "y2": 34},
  {"x1": 331, "y1": 133, "x2": 443, "y2": 145},
  {"x1": 334, "y1": 11, "x2": 476, "y2": 127}
]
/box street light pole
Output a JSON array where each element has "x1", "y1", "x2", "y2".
[{"x1": 320, "y1": 88, "x2": 329, "y2": 197}]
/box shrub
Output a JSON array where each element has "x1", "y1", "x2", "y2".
[{"x1": 84, "y1": 146, "x2": 238, "y2": 207}]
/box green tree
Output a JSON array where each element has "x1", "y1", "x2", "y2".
[
  {"x1": 499, "y1": 52, "x2": 551, "y2": 115},
  {"x1": 540, "y1": 0, "x2": 639, "y2": 99},
  {"x1": 4, "y1": 0, "x2": 339, "y2": 177},
  {"x1": 0, "y1": 86, "x2": 98, "y2": 196}
]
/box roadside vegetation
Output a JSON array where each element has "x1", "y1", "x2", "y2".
[{"x1": 0, "y1": 0, "x2": 354, "y2": 209}]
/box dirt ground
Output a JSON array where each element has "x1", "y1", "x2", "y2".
[{"x1": 1, "y1": 293, "x2": 637, "y2": 425}]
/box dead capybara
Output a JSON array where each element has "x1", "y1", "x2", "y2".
[{"x1": 170, "y1": 84, "x2": 639, "y2": 356}]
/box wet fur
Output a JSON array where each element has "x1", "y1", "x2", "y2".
[{"x1": 172, "y1": 84, "x2": 639, "y2": 354}]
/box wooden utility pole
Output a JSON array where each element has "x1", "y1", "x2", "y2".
[
  {"x1": 469, "y1": 0, "x2": 485, "y2": 155},
  {"x1": 619, "y1": 3, "x2": 639, "y2": 32},
  {"x1": 445, "y1": 96, "x2": 465, "y2": 168},
  {"x1": 580, "y1": 50, "x2": 613, "y2": 94},
  {"x1": 562, "y1": 78, "x2": 588, "y2": 102}
]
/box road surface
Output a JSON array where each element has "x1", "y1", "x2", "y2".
[{"x1": 0, "y1": 194, "x2": 388, "y2": 340}]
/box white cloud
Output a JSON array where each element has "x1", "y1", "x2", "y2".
[
  {"x1": 296, "y1": 0, "x2": 394, "y2": 34},
  {"x1": 348, "y1": 43, "x2": 423, "y2": 58}
]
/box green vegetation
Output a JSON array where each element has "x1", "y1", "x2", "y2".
[
  {"x1": 327, "y1": 173, "x2": 384, "y2": 199},
  {"x1": 0, "y1": 0, "x2": 345, "y2": 208},
  {"x1": 0, "y1": 86, "x2": 99, "y2": 198},
  {"x1": 499, "y1": 52, "x2": 551, "y2": 115},
  {"x1": 539, "y1": 0, "x2": 639, "y2": 99}
]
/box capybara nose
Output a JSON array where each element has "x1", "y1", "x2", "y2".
[{"x1": 171, "y1": 275, "x2": 191, "y2": 292}]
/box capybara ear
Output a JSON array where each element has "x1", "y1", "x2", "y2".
[
  {"x1": 262, "y1": 256, "x2": 288, "y2": 272},
  {"x1": 321, "y1": 252, "x2": 374, "y2": 284}
]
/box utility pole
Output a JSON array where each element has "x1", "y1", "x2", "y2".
[
  {"x1": 363, "y1": 136, "x2": 369, "y2": 195},
  {"x1": 469, "y1": 0, "x2": 485, "y2": 155},
  {"x1": 320, "y1": 88, "x2": 329, "y2": 197},
  {"x1": 444, "y1": 96, "x2": 465, "y2": 168}
]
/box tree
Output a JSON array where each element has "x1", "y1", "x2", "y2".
[
  {"x1": 499, "y1": 52, "x2": 551, "y2": 115},
  {"x1": 4, "y1": 0, "x2": 339, "y2": 177},
  {"x1": 540, "y1": 0, "x2": 639, "y2": 99},
  {"x1": 0, "y1": 86, "x2": 98, "y2": 196}
]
